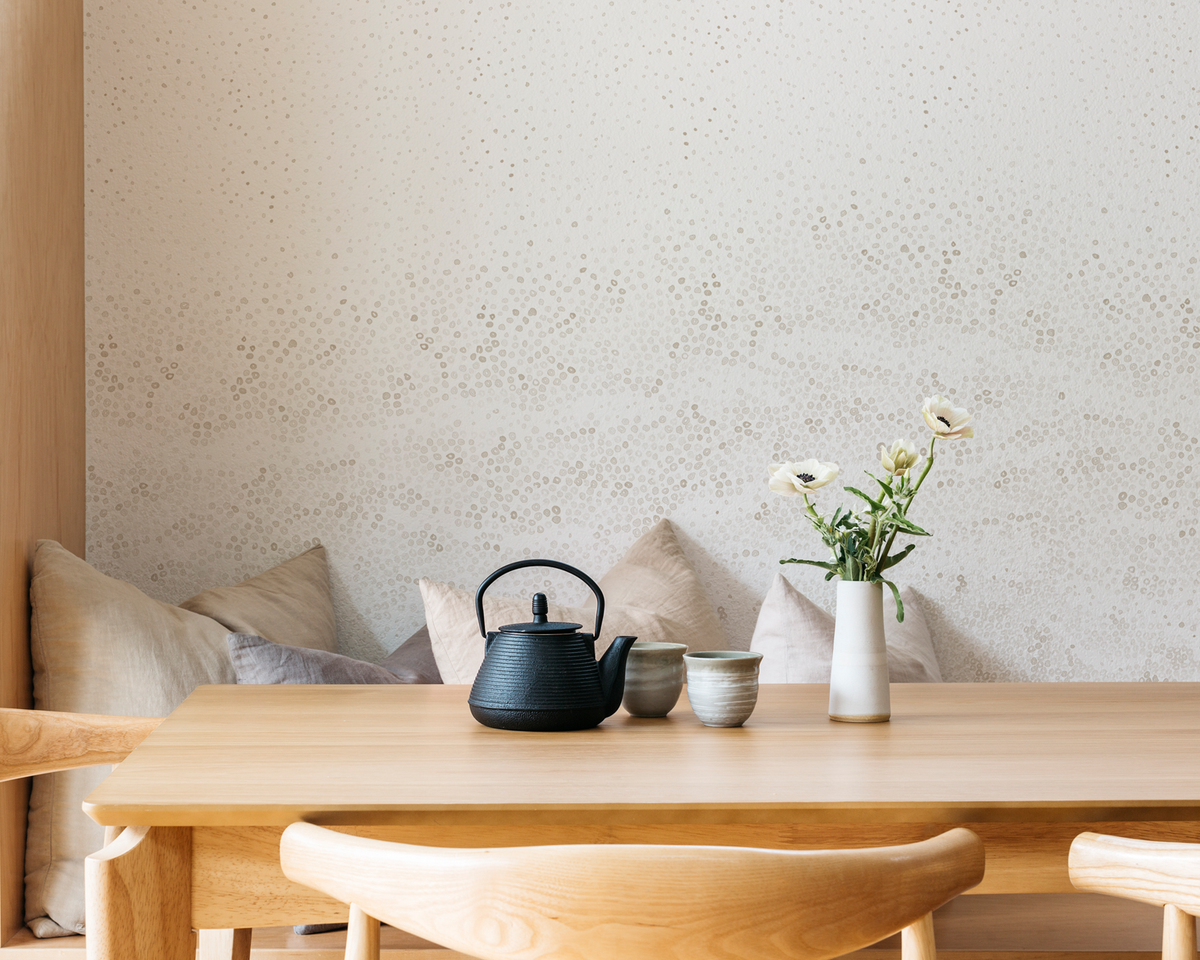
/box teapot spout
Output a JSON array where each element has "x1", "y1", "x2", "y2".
[{"x1": 598, "y1": 636, "x2": 638, "y2": 719}]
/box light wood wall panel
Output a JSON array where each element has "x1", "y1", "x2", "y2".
[{"x1": 0, "y1": 0, "x2": 85, "y2": 940}]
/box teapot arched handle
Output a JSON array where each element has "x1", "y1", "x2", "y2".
[{"x1": 475, "y1": 559, "x2": 604, "y2": 640}]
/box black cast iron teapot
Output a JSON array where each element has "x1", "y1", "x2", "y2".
[{"x1": 467, "y1": 559, "x2": 637, "y2": 731}]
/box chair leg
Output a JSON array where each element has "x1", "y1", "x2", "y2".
[
  {"x1": 1164, "y1": 904, "x2": 1197, "y2": 960},
  {"x1": 901, "y1": 911, "x2": 936, "y2": 960},
  {"x1": 346, "y1": 904, "x2": 380, "y2": 960},
  {"x1": 197, "y1": 928, "x2": 252, "y2": 960}
]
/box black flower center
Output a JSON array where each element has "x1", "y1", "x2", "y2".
[
  {"x1": 937, "y1": 415, "x2": 951, "y2": 428},
  {"x1": 797, "y1": 472, "x2": 816, "y2": 483}
]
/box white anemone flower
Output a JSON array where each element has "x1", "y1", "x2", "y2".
[
  {"x1": 879, "y1": 438, "x2": 922, "y2": 476},
  {"x1": 921, "y1": 395, "x2": 974, "y2": 440},
  {"x1": 768, "y1": 459, "x2": 840, "y2": 497}
]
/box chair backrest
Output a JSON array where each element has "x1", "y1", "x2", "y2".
[
  {"x1": 281, "y1": 823, "x2": 984, "y2": 960},
  {"x1": 1070, "y1": 831, "x2": 1200, "y2": 914},
  {"x1": 0, "y1": 707, "x2": 161, "y2": 781},
  {"x1": 1070, "y1": 831, "x2": 1200, "y2": 960}
]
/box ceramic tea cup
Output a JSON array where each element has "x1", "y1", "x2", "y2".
[
  {"x1": 622, "y1": 642, "x2": 688, "y2": 717},
  {"x1": 683, "y1": 651, "x2": 763, "y2": 727}
]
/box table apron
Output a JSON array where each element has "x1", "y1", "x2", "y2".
[{"x1": 183, "y1": 819, "x2": 1200, "y2": 929}]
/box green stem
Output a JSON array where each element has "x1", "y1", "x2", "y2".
[
  {"x1": 802, "y1": 494, "x2": 821, "y2": 523},
  {"x1": 876, "y1": 525, "x2": 899, "y2": 572},
  {"x1": 909, "y1": 435, "x2": 938, "y2": 497},
  {"x1": 875, "y1": 436, "x2": 936, "y2": 574}
]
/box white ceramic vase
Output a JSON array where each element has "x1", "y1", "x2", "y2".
[{"x1": 828, "y1": 580, "x2": 891, "y2": 723}]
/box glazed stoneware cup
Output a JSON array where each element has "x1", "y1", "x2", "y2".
[
  {"x1": 622, "y1": 641, "x2": 688, "y2": 717},
  {"x1": 683, "y1": 651, "x2": 763, "y2": 727}
]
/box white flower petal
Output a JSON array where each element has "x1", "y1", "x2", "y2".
[
  {"x1": 921, "y1": 395, "x2": 974, "y2": 440},
  {"x1": 767, "y1": 459, "x2": 839, "y2": 496}
]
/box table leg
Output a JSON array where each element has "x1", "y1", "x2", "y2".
[
  {"x1": 198, "y1": 927, "x2": 252, "y2": 960},
  {"x1": 85, "y1": 824, "x2": 193, "y2": 960}
]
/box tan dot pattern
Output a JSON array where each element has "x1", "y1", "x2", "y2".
[{"x1": 85, "y1": 0, "x2": 1199, "y2": 677}]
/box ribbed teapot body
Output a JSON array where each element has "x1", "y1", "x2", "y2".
[{"x1": 468, "y1": 631, "x2": 606, "y2": 731}]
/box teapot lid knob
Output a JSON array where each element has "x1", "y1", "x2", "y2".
[{"x1": 531, "y1": 593, "x2": 549, "y2": 624}]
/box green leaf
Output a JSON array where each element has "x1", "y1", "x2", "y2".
[
  {"x1": 844, "y1": 486, "x2": 885, "y2": 511},
  {"x1": 878, "y1": 543, "x2": 915, "y2": 572},
  {"x1": 888, "y1": 515, "x2": 932, "y2": 537},
  {"x1": 880, "y1": 577, "x2": 905, "y2": 622},
  {"x1": 824, "y1": 570, "x2": 837, "y2": 581},
  {"x1": 864, "y1": 470, "x2": 895, "y2": 498},
  {"x1": 780, "y1": 557, "x2": 840, "y2": 572}
]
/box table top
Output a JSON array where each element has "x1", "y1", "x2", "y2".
[{"x1": 84, "y1": 682, "x2": 1200, "y2": 827}]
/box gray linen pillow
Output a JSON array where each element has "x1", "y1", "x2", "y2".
[
  {"x1": 227, "y1": 633, "x2": 406, "y2": 684},
  {"x1": 379, "y1": 625, "x2": 442, "y2": 684}
]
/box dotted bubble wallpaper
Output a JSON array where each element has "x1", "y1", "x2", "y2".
[{"x1": 85, "y1": 0, "x2": 1199, "y2": 679}]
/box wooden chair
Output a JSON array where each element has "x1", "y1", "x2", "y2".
[
  {"x1": 0, "y1": 706, "x2": 162, "y2": 849},
  {"x1": 279, "y1": 822, "x2": 985, "y2": 960},
  {"x1": 1070, "y1": 832, "x2": 1200, "y2": 960},
  {"x1": 0, "y1": 707, "x2": 251, "y2": 960}
]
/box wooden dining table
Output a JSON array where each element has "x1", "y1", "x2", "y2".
[{"x1": 82, "y1": 681, "x2": 1200, "y2": 960}]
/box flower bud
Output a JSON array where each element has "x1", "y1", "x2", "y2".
[{"x1": 879, "y1": 438, "x2": 921, "y2": 476}]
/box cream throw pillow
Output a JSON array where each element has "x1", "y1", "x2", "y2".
[
  {"x1": 25, "y1": 541, "x2": 336, "y2": 937},
  {"x1": 750, "y1": 573, "x2": 942, "y2": 683},
  {"x1": 422, "y1": 519, "x2": 726, "y2": 685}
]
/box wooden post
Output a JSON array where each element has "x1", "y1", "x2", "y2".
[
  {"x1": 1164, "y1": 904, "x2": 1197, "y2": 960},
  {"x1": 901, "y1": 912, "x2": 937, "y2": 960},
  {"x1": 0, "y1": 0, "x2": 86, "y2": 937},
  {"x1": 345, "y1": 905, "x2": 380, "y2": 960}
]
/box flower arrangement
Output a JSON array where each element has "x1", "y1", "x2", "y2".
[{"x1": 767, "y1": 395, "x2": 975, "y2": 622}]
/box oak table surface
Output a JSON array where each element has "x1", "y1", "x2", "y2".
[
  {"x1": 85, "y1": 681, "x2": 1200, "y2": 827},
  {"x1": 79, "y1": 682, "x2": 1200, "y2": 959}
]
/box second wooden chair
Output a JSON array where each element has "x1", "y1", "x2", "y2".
[
  {"x1": 1070, "y1": 831, "x2": 1200, "y2": 960},
  {"x1": 280, "y1": 822, "x2": 985, "y2": 960}
]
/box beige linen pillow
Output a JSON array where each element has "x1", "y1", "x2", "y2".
[
  {"x1": 422, "y1": 519, "x2": 726, "y2": 685},
  {"x1": 750, "y1": 573, "x2": 941, "y2": 683},
  {"x1": 25, "y1": 541, "x2": 336, "y2": 937},
  {"x1": 180, "y1": 545, "x2": 337, "y2": 651}
]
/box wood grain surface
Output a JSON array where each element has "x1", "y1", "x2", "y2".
[
  {"x1": 84, "y1": 683, "x2": 1200, "y2": 827},
  {"x1": 83, "y1": 825, "x2": 192, "y2": 960},
  {"x1": 0, "y1": 710, "x2": 161, "y2": 782},
  {"x1": 278, "y1": 823, "x2": 984, "y2": 960},
  {"x1": 1070, "y1": 832, "x2": 1200, "y2": 913},
  {"x1": 0, "y1": 0, "x2": 86, "y2": 933}
]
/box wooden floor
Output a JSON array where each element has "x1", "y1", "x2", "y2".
[{"x1": 0, "y1": 894, "x2": 1180, "y2": 958}]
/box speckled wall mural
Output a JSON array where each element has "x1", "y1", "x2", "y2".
[{"x1": 84, "y1": 0, "x2": 1199, "y2": 679}]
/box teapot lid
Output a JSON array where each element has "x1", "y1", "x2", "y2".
[{"x1": 498, "y1": 592, "x2": 584, "y2": 636}]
